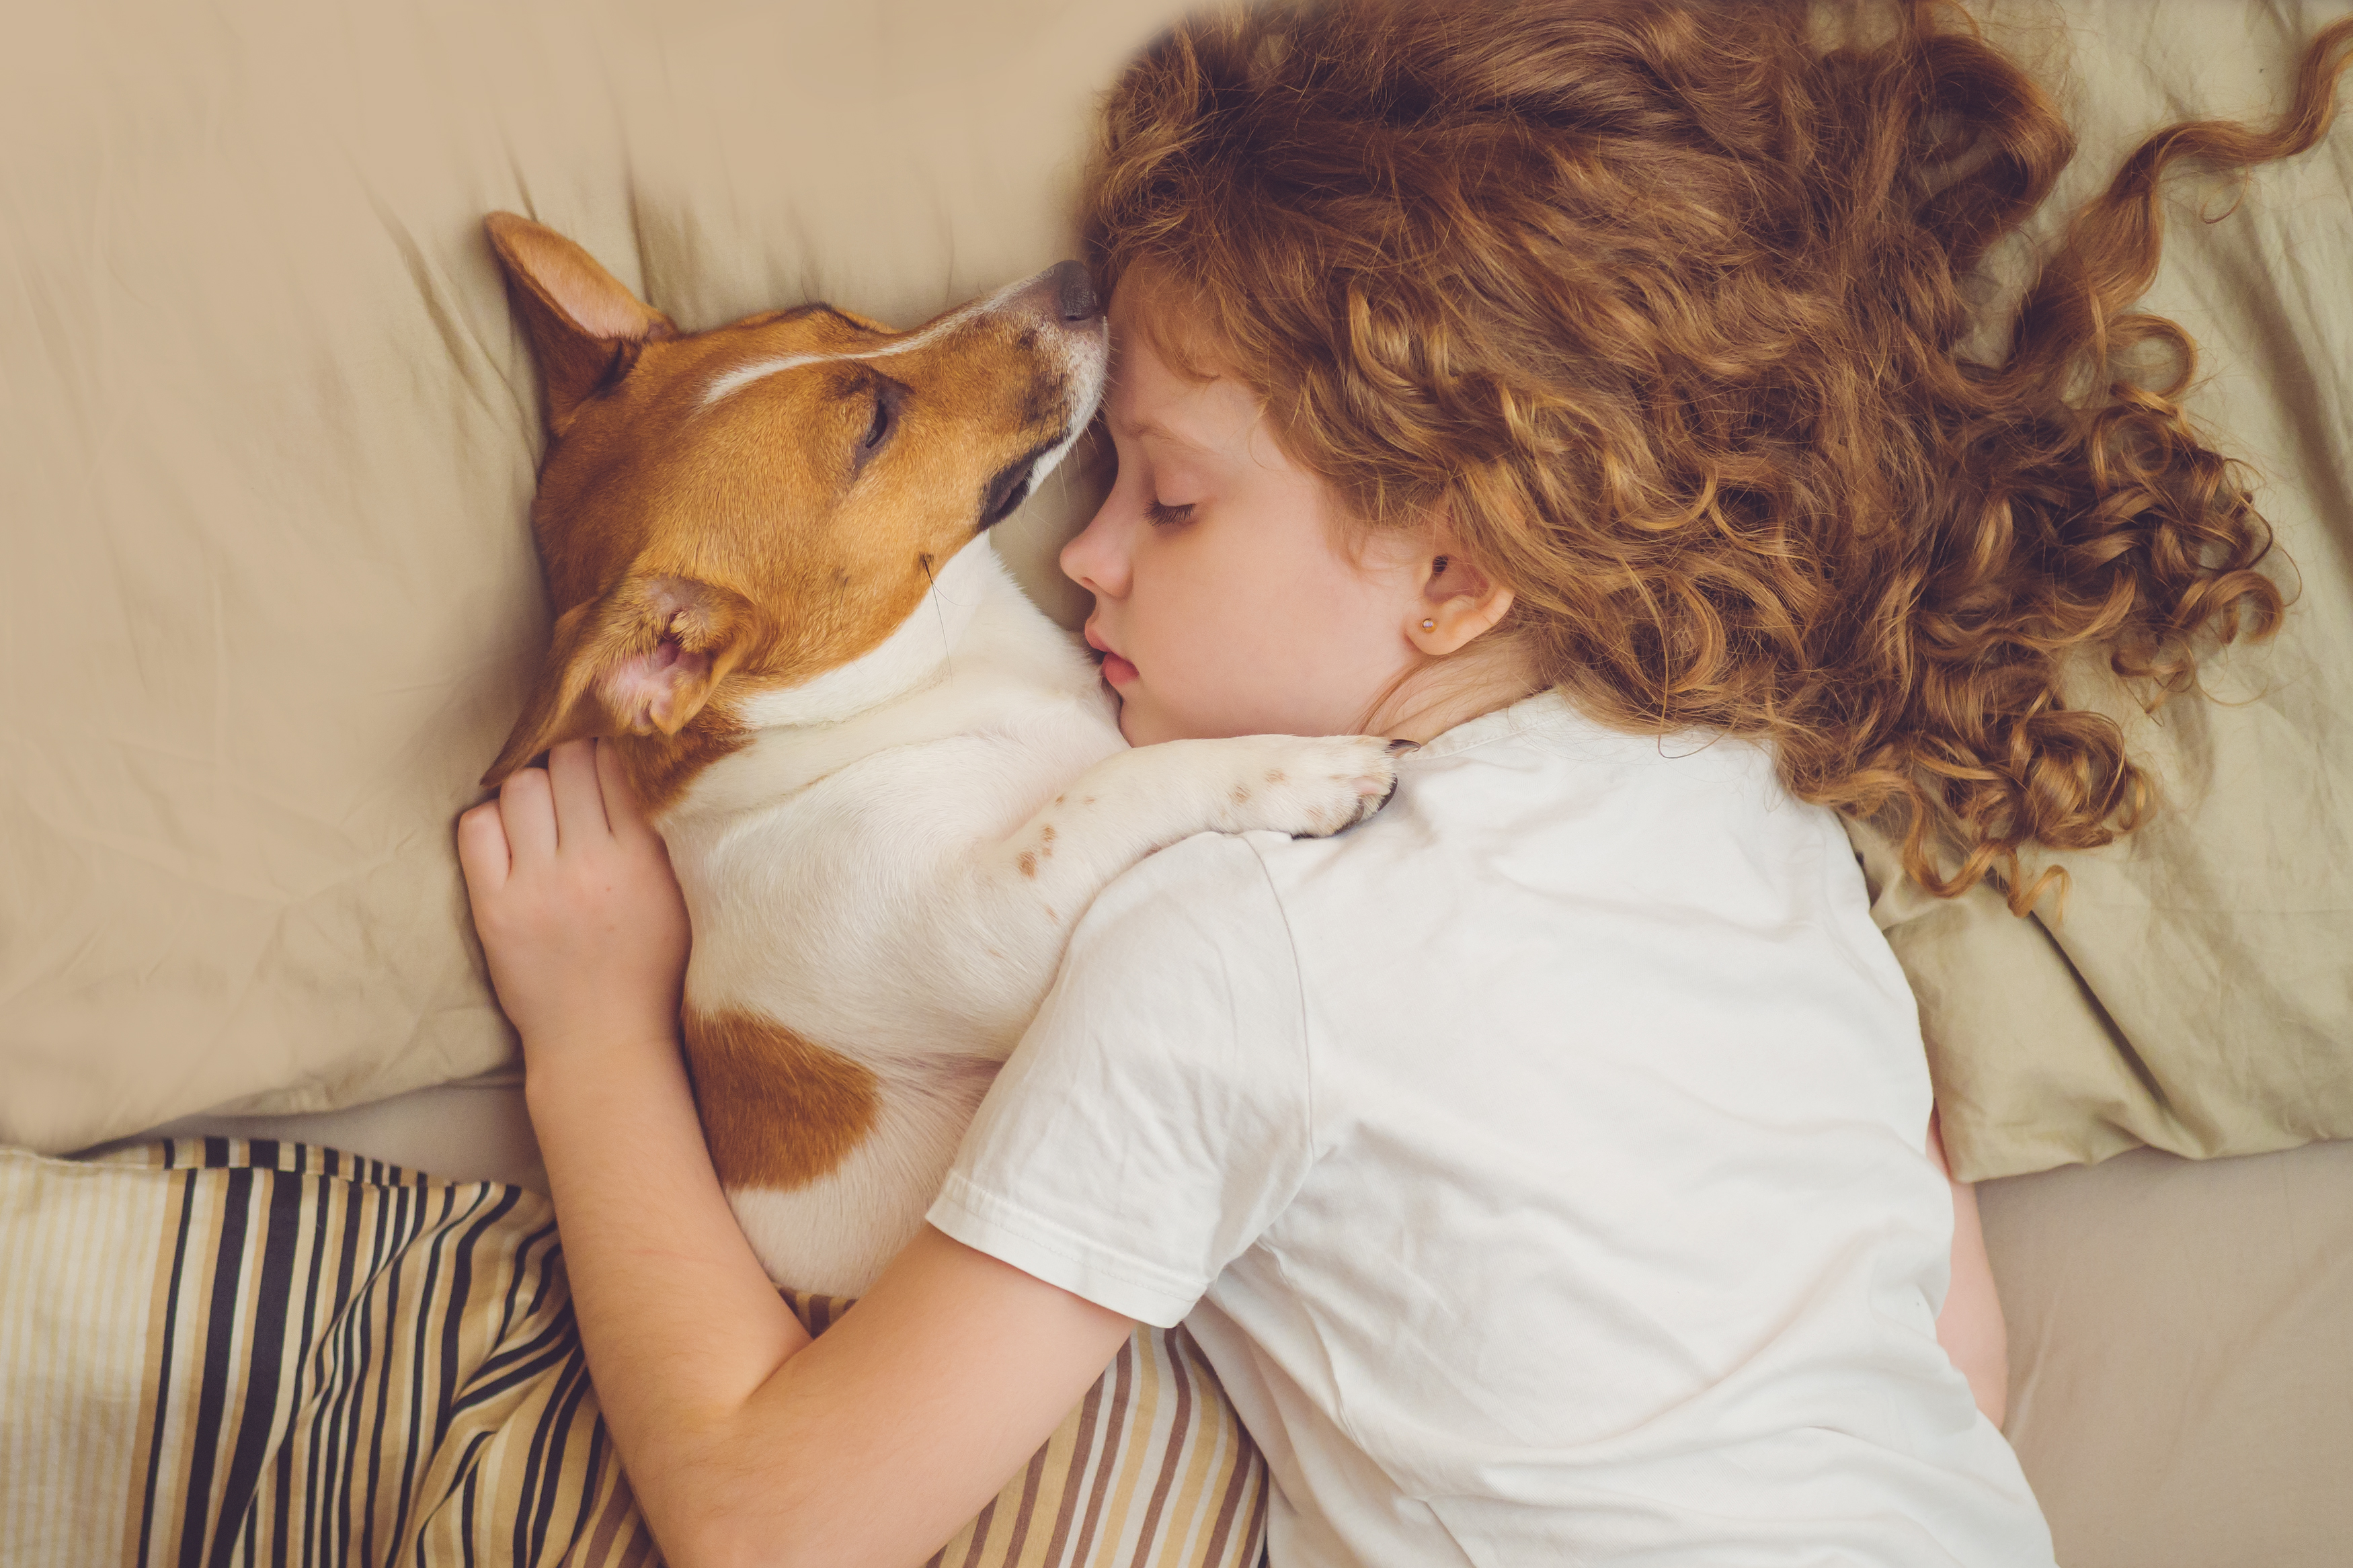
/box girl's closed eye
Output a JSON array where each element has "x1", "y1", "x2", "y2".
[{"x1": 1146, "y1": 498, "x2": 1195, "y2": 528}]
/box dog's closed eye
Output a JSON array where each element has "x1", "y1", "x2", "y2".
[{"x1": 854, "y1": 381, "x2": 903, "y2": 472}]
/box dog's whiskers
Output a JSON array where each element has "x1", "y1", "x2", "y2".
[{"x1": 920, "y1": 554, "x2": 953, "y2": 679}]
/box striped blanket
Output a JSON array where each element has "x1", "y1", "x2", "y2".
[{"x1": 0, "y1": 1139, "x2": 1266, "y2": 1567}]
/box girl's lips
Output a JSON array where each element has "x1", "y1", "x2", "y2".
[{"x1": 1084, "y1": 622, "x2": 1138, "y2": 687}]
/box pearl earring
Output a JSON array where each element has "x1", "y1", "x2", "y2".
[{"x1": 1421, "y1": 618, "x2": 1436, "y2": 631}]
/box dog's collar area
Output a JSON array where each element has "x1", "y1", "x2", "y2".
[{"x1": 734, "y1": 540, "x2": 1000, "y2": 732}]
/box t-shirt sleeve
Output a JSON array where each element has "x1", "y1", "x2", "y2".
[{"x1": 926, "y1": 830, "x2": 1311, "y2": 1327}]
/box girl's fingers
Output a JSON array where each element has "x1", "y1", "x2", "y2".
[
  {"x1": 594, "y1": 739, "x2": 657, "y2": 846},
  {"x1": 455, "y1": 801, "x2": 511, "y2": 894},
  {"x1": 547, "y1": 737, "x2": 612, "y2": 843},
  {"x1": 499, "y1": 765, "x2": 560, "y2": 865}
]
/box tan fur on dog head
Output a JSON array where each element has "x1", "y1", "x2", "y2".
[{"x1": 481, "y1": 212, "x2": 1102, "y2": 809}]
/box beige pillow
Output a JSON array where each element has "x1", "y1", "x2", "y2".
[
  {"x1": 5, "y1": 0, "x2": 2349, "y2": 1179},
  {"x1": 0, "y1": 0, "x2": 1191, "y2": 1151},
  {"x1": 1853, "y1": 0, "x2": 2353, "y2": 1180}
]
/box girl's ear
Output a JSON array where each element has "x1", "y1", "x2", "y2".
[{"x1": 1408, "y1": 540, "x2": 1515, "y2": 655}]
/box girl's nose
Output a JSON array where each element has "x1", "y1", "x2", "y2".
[{"x1": 1060, "y1": 497, "x2": 1131, "y2": 600}]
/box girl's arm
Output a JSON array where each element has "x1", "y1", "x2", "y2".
[
  {"x1": 1928, "y1": 1112, "x2": 2009, "y2": 1430},
  {"x1": 457, "y1": 739, "x2": 1133, "y2": 1568}
]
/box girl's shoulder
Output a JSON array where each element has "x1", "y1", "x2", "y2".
[
  {"x1": 1246, "y1": 689, "x2": 1884, "y2": 991},
  {"x1": 1094, "y1": 689, "x2": 1858, "y2": 991},
  {"x1": 1081, "y1": 826, "x2": 1298, "y2": 989},
  {"x1": 1417, "y1": 687, "x2": 1778, "y2": 784}
]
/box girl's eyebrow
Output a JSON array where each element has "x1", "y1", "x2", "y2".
[{"x1": 1111, "y1": 415, "x2": 1213, "y2": 456}]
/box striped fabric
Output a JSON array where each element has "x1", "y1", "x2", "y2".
[{"x1": 0, "y1": 1140, "x2": 1267, "y2": 1568}]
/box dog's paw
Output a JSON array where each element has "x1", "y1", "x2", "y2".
[{"x1": 1211, "y1": 734, "x2": 1416, "y2": 839}]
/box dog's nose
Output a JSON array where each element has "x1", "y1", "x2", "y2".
[{"x1": 1047, "y1": 260, "x2": 1099, "y2": 324}]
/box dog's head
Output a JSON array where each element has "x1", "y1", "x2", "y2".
[{"x1": 479, "y1": 212, "x2": 1106, "y2": 798}]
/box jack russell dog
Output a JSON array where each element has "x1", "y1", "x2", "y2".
[{"x1": 479, "y1": 213, "x2": 1401, "y2": 1296}]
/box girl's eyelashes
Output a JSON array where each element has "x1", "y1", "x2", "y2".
[{"x1": 1146, "y1": 499, "x2": 1196, "y2": 528}]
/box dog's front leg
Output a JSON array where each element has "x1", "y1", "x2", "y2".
[{"x1": 974, "y1": 732, "x2": 1407, "y2": 930}]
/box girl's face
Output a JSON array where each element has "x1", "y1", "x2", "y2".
[{"x1": 1060, "y1": 286, "x2": 1441, "y2": 747}]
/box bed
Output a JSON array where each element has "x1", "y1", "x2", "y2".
[{"x1": 4, "y1": 1, "x2": 2350, "y2": 1563}]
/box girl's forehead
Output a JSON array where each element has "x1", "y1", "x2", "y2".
[{"x1": 1107, "y1": 325, "x2": 1259, "y2": 457}]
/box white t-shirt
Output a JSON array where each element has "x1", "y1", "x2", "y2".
[{"x1": 928, "y1": 692, "x2": 2055, "y2": 1567}]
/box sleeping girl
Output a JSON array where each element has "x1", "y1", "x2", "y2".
[{"x1": 456, "y1": 0, "x2": 2349, "y2": 1561}]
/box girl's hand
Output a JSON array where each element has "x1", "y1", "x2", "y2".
[{"x1": 456, "y1": 738, "x2": 691, "y2": 1065}]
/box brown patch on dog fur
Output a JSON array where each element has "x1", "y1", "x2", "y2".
[
  {"x1": 682, "y1": 1007, "x2": 881, "y2": 1191},
  {"x1": 1018, "y1": 850, "x2": 1038, "y2": 878}
]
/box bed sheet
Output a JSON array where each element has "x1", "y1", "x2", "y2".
[
  {"x1": 94, "y1": 1079, "x2": 2353, "y2": 1567},
  {"x1": 1981, "y1": 1137, "x2": 2353, "y2": 1565}
]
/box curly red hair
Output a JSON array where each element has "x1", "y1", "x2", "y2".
[{"x1": 1079, "y1": 0, "x2": 2353, "y2": 911}]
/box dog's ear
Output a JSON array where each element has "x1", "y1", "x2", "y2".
[
  {"x1": 484, "y1": 212, "x2": 677, "y2": 434},
  {"x1": 482, "y1": 575, "x2": 763, "y2": 786}
]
